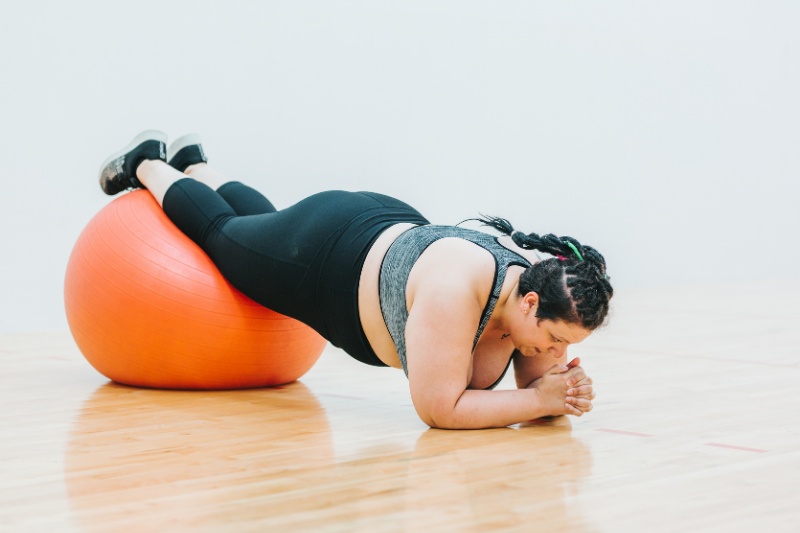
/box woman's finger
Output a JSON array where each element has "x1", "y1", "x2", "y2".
[
  {"x1": 567, "y1": 393, "x2": 597, "y2": 402},
  {"x1": 546, "y1": 364, "x2": 571, "y2": 375},
  {"x1": 567, "y1": 385, "x2": 593, "y2": 396},
  {"x1": 566, "y1": 397, "x2": 593, "y2": 409},
  {"x1": 570, "y1": 375, "x2": 593, "y2": 387},
  {"x1": 565, "y1": 369, "x2": 586, "y2": 387},
  {"x1": 565, "y1": 403, "x2": 583, "y2": 417},
  {"x1": 575, "y1": 391, "x2": 596, "y2": 402}
]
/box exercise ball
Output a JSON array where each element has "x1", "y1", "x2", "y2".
[{"x1": 64, "y1": 190, "x2": 327, "y2": 389}]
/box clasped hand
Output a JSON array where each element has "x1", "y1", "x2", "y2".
[{"x1": 527, "y1": 357, "x2": 595, "y2": 417}]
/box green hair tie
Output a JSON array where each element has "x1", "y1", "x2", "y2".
[{"x1": 563, "y1": 241, "x2": 584, "y2": 261}]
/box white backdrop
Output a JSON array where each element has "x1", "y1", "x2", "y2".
[{"x1": 1, "y1": 1, "x2": 798, "y2": 334}]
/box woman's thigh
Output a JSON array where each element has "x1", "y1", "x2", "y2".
[
  {"x1": 216, "y1": 181, "x2": 278, "y2": 216},
  {"x1": 206, "y1": 190, "x2": 390, "y2": 314}
]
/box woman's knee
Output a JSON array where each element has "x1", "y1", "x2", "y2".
[{"x1": 163, "y1": 178, "x2": 238, "y2": 248}]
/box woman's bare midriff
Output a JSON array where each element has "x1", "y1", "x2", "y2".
[{"x1": 358, "y1": 223, "x2": 418, "y2": 368}]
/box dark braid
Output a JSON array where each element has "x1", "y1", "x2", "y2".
[{"x1": 471, "y1": 215, "x2": 614, "y2": 330}]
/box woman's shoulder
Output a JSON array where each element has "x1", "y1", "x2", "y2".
[{"x1": 407, "y1": 233, "x2": 497, "y2": 309}]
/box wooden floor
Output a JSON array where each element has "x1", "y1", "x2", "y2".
[{"x1": 2, "y1": 279, "x2": 799, "y2": 532}]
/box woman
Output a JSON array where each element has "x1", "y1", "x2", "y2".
[{"x1": 99, "y1": 131, "x2": 612, "y2": 429}]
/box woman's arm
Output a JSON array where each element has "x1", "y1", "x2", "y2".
[
  {"x1": 404, "y1": 272, "x2": 585, "y2": 429},
  {"x1": 422, "y1": 366, "x2": 585, "y2": 429}
]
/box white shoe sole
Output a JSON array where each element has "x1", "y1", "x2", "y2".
[
  {"x1": 98, "y1": 130, "x2": 168, "y2": 177},
  {"x1": 167, "y1": 133, "x2": 203, "y2": 161}
]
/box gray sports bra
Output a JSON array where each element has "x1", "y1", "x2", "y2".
[{"x1": 379, "y1": 225, "x2": 534, "y2": 389}]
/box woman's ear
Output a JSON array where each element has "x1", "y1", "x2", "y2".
[{"x1": 521, "y1": 292, "x2": 539, "y2": 315}]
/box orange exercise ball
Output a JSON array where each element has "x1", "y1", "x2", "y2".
[{"x1": 64, "y1": 190, "x2": 327, "y2": 390}]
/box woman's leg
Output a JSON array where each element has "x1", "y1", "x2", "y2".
[
  {"x1": 183, "y1": 163, "x2": 231, "y2": 192},
  {"x1": 136, "y1": 160, "x2": 186, "y2": 207},
  {"x1": 137, "y1": 160, "x2": 278, "y2": 216},
  {"x1": 155, "y1": 180, "x2": 381, "y2": 333},
  {"x1": 134, "y1": 160, "x2": 430, "y2": 351},
  {"x1": 185, "y1": 163, "x2": 278, "y2": 216},
  {"x1": 138, "y1": 158, "x2": 350, "y2": 320}
]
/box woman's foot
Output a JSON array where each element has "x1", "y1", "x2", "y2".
[
  {"x1": 99, "y1": 130, "x2": 167, "y2": 195},
  {"x1": 167, "y1": 133, "x2": 208, "y2": 172}
]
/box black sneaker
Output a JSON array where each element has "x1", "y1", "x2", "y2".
[
  {"x1": 167, "y1": 133, "x2": 208, "y2": 173},
  {"x1": 98, "y1": 130, "x2": 167, "y2": 195}
]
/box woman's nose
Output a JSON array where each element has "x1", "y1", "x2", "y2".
[{"x1": 549, "y1": 345, "x2": 567, "y2": 358}]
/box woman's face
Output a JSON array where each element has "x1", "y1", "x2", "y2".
[{"x1": 510, "y1": 293, "x2": 592, "y2": 359}]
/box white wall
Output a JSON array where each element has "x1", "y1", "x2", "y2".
[{"x1": 1, "y1": 1, "x2": 798, "y2": 334}]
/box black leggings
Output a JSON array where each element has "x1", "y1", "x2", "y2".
[{"x1": 162, "y1": 178, "x2": 430, "y2": 367}]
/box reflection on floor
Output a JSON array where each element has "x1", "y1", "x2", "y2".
[{"x1": 1, "y1": 279, "x2": 799, "y2": 532}]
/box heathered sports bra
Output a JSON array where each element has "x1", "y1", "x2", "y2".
[{"x1": 379, "y1": 225, "x2": 535, "y2": 389}]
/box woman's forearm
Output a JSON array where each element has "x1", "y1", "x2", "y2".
[{"x1": 429, "y1": 388, "x2": 548, "y2": 429}]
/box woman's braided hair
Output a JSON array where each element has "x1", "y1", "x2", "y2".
[{"x1": 475, "y1": 215, "x2": 613, "y2": 330}]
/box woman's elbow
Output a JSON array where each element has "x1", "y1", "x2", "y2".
[
  {"x1": 419, "y1": 402, "x2": 461, "y2": 429},
  {"x1": 422, "y1": 414, "x2": 457, "y2": 430},
  {"x1": 410, "y1": 386, "x2": 465, "y2": 429}
]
